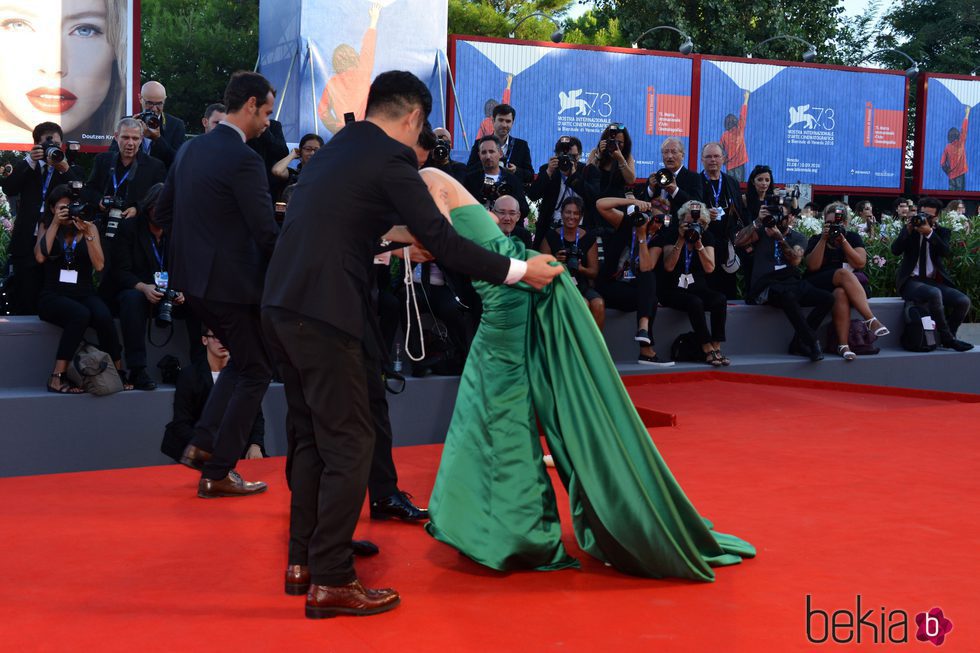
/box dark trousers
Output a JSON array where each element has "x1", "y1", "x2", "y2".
[
  {"x1": 901, "y1": 278, "x2": 971, "y2": 340},
  {"x1": 398, "y1": 282, "x2": 473, "y2": 357},
  {"x1": 707, "y1": 268, "x2": 740, "y2": 300},
  {"x1": 185, "y1": 296, "x2": 272, "y2": 480},
  {"x1": 764, "y1": 280, "x2": 834, "y2": 347},
  {"x1": 949, "y1": 174, "x2": 966, "y2": 192},
  {"x1": 262, "y1": 306, "x2": 379, "y2": 586},
  {"x1": 597, "y1": 270, "x2": 658, "y2": 326},
  {"x1": 8, "y1": 257, "x2": 43, "y2": 315},
  {"x1": 37, "y1": 292, "x2": 121, "y2": 361},
  {"x1": 117, "y1": 288, "x2": 203, "y2": 369},
  {"x1": 661, "y1": 283, "x2": 728, "y2": 344}
]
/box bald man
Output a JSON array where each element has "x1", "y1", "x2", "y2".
[
  {"x1": 423, "y1": 127, "x2": 468, "y2": 183},
  {"x1": 121, "y1": 80, "x2": 187, "y2": 169}
]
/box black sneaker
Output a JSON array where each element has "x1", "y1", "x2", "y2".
[
  {"x1": 942, "y1": 338, "x2": 974, "y2": 352},
  {"x1": 637, "y1": 353, "x2": 675, "y2": 367},
  {"x1": 129, "y1": 367, "x2": 157, "y2": 391},
  {"x1": 634, "y1": 329, "x2": 652, "y2": 345}
]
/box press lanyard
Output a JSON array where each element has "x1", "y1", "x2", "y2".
[
  {"x1": 38, "y1": 165, "x2": 55, "y2": 214},
  {"x1": 63, "y1": 236, "x2": 78, "y2": 269},
  {"x1": 149, "y1": 237, "x2": 165, "y2": 271},
  {"x1": 774, "y1": 239, "x2": 785, "y2": 266},
  {"x1": 705, "y1": 174, "x2": 722, "y2": 207},
  {"x1": 683, "y1": 243, "x2": 694, "y2": 274},
  {"x1": 563, "y1": 227, "x2": 580, "y2": 250},
  {"x1": 112, "y1": 166, "x2": 132, "y2": 195},
  {"x1": 503, "y1": 137, "x2": 513, "y2": 166}
]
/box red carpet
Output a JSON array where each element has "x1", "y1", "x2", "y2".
[{"x1": 2, "y1": 374, "x2": 979, "y2": 652}]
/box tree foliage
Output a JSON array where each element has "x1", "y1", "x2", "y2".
[
  {"x1": 877, "y1": 0, "x2": 980, "y2": 75},
  {"x1": 449, "y1": 0, "x2": 575, "y2": 41}
]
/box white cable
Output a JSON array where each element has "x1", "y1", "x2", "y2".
[{"x1": 402, "y1": 248, "x2": 426, "y2": 362}]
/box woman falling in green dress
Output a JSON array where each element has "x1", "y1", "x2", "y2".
[{"x1": 418, "y1": 168, "x2": 755, "y2": 580}]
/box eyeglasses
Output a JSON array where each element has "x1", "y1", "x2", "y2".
[
  {"x1": 493, "y1": 209, "x2": 520, "y2": 217},
  {"x1": 143, "y1": 100, "x2": 164, "y2": 108},
  {"x1": 301, "y1": 146, "x2": 320, "y2": 153}
]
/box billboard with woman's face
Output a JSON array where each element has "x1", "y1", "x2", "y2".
[{"x1": 0, "y1": 0, "x2": 134, "y2": 150}]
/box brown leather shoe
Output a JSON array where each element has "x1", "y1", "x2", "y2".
[
  {"x1": 285, "y1": 565, "x2": 310, "y2": 596},
  {"x1": 179, "y1": 444, "x2": 212, "y2": 471},
  {"x1": 305, "y1": 580, "x2": 400, "y2": 618},
  {"x1": 197, "y1": 470, "x2": 267, "y2": 498}
]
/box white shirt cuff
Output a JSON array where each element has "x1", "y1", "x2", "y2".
[
  {"x1": 504, "y1": 258, "x2": 527, "y2": 285},
  {"x1": 26, "y1": 157, "x2": 37, "y2": 170}
]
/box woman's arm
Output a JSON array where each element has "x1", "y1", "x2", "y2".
[
  {"x1": 699, "y1": 244, "x2": 715, "y2": 274},
  {"x1": 843, "y1": 244, "x2": 867, "y2": 270},
  {"x1": 596, "y1": 197, "x2": 649, "y2": 230},
  {"x1": 580, "y1": 241, "x2": 599, "y2": 280},
  {"x1": 617, "y1": 153, "x2": 636, "y2": 185},
  {"x1": 271, "y1": 149, "x2": 300, "y2": 181},
  {"x1": 80, "y1": 221, "x2": 105, "y2": 272}
]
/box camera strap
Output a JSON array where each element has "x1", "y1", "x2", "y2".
[
  {"x1": 149, "y1": 237, "x2": 166, "y2": 272},
  {"x1": 146, "y1": 317, "x2": 174, "y2": 348},
  {"x1": 109, "y1": 153, "x2": 139, "y2": 201},
  {"x1": 402, "y1": 247, "x2": 427, "y2": 363},
  {"x1": 62, "y1": 237, "x2": 78, "y2": 269}
]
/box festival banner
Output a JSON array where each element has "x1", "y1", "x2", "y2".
[
  {"x1": 915, "y1": 74, "x2": 980, "y2": 196},
  {"x1": 0, "y1": 0, "x2": 137, "y2": 150},
  {"x1": 450, "y1": 37, "x2": 694, "y2": 172},
  {"x1": 259, "y1": 0, "x2": 448, "y2": 144},
  {"x1": 696, "y1": 57, "x2": 907, "y2": 190}
]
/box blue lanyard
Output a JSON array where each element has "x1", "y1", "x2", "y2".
[
  {"x1": 149, "y1": 237, "x2": 165, "y2": 271},
  {"x1": 683, "y1": 243, "x2": 694, "y2": 274},
  {"x1": 112, "y1": 166, "x2": 132, "y2": 195},
  {"x1": 774, "y1": 239, "x2": 785, "y2": 266},
  {"x1": 563, "y1": 227, "x2": 580, "y2": 250},
  {"x1": 38, "y1": 165, "x2": 55, "y2": 214},
  {"x1": 502, "y1": 137, "x2": 513, "y2": 166},
  {"x1": 704, "y1": 173, "x2": 722, "y2": 207},
  {"x1": 629, "y1": 230, "x2": 637, "y2": 268},
  {"x1": 63, "y1": 236, "x2": 78, "y2": 268}
]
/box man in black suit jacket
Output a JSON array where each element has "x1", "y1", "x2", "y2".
[
  {"x1": 891, "y1": 197, "x2": 973, "y2": 351},
  {"x1": 261, "y1": 71, "x2": 561, "y2": 618},
  {"x1": 466, "y1": 103, "x2": 534, "y2": 184},
  {"x1": 464, "y1": 136, "x2": 529, "y2": 219},
  {"x1": 247, "y1": 118, "x2": 290, "y2": 201},
  {"x1": 155, "y1": 71, "x2": 280, "y2": 498},
  {"x1": 699, "y1": 142, "x2": 746, "y2": 300},
  {"x1": 130, "y1": 81, "x2": 187, "y2": 169},
  {"x1": 1, "y1": 122, "x2": 84, "y2": 314},
  {"x1": 423, "y1": 127, "x2": 467, "y2": 183},
  {"x1": 527, "y1": 135, "x2": 599, "y2": 246},
  {"x1": 636, "y1": 137, "x2": 703, "y2": 218}
]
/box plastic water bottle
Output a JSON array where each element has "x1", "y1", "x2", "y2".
[{"x1": 393, "y1": 344, "x2": 403, "y2": 373}]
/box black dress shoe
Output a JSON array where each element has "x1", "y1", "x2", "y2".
[
  {"x1": 370, "y1": 491, "x2": 428, "y2": 522},
  {"x1": 129, "y1": 367, "x2": 157, "y2": 391},
  {"x1": 942, "y1": 338, "x2": 974, "y2": 352},
  {"x1": 352, "y1": 540, "x2": 380, "y2": 556},
  {"x1": 179, "y1": 444, "x2": 212, "y2": 471}
]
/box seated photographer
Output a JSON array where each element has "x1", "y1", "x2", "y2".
[
  {"x1": 464, "y1": 135, "x2": 528, "y2": 218},
  {"x1": 162, "y1": 328, "x2": 265, "y2": 463},
  {"x1": 34, "y1": 184, "x2": 128, "y2": 392},
  {"x1": 423, "y1": 127, "x2": 468, "y2": 183},
  {"x1": 540, "y1": 197, "x2": 604, "y2": 328},
  {"x1": 595, "y1": 197, "x2": 673, "y2": 366},
  {"x1": 636, "y1": 138, "x2": 702, "y2": 218},
  {"x1": 109, "y1": 183, "x2": 202, "y2": 390},
  {"x1": 271, "y1": 133, "x2": 323, "y2": 188},
  {"x1": 661, "y1": 200, "x2": 730, "y2": 366},
  {"x1": 804, "y1": 202, "x2": 889, "y2": 361},
  {"x1": 527, "y1": 136, "x2": 599, "y2": 244},
  {"x1": 891, "y1": 197, "x2": 973, "y2": 351},
  {"x1": 586, "y1": 123, "x2": 636, "y2": 200},
  {"x1": 736, "y1": 205, "x2": 833, "y2": 362},
  {"x1": 492, "y1": 194, "x2": 532, "y2": 249},
  {"x1": 1, "y1": 121, "x2": 84, "y2": 314}
]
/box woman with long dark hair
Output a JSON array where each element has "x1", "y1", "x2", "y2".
[{"x1": 586, "y1": 122, "x2": 636, "y2": 199}]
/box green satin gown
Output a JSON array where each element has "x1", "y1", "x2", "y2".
[{"x1": 425, "y1": 204, "x2": 755, "y2": 580}]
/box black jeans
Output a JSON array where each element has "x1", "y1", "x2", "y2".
[
  {"x1": 37, "y1": 292, "x2": 121, "y2": 361},
  {"x1": 901, "y1": 278, "x2": 970, "y2": 340},
  {"x1": 661, "y1": 283, "x2": 728, "y2": 344},
  {"x1": 763, "y1": 279, "x2": 834, "y2": 347},
  {"x1": 596, "y1": 270, "x2": 658, "y2": 327}
]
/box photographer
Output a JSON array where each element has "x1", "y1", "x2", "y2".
[
  {"x1": 463, "y1": 136, "x2": 528, "y2": 218},
  {"x1": 110, "y1": 183, "x2": 201, "y2": 390},
  {"x1": 1, "y1": 122, "x2": 84, "y2": 314},
  {"x1": 34, "y1": 184, "x2": 128, "y2": 393},
  {"x1": 586, "y1": 123, "x2": 636, "y2": 199},
  {"x1": 891, "y1": 197, "x2": 973, "y2": 351},
  {"x1": 661, "y1": 200, "x2": 730, "y2": 366},
  {"x1": 528, "y1": 136, "x2": 599, "y2": 245},
  {"x1": 595, "y1": 196, "x2": 673, "y2": 366},
  {"x1": 87, "y1": 118, "x2": 168, "y2": 242},
  {"x1": 736, "y1": 204, "x2": 833, "y2": 361},
  {"x1": 465, "y1": 103, "x2": 534, "y2": 184},
  {"x1": 805, "y1": 202, "x2": 890, "y2": 361},
  {"x1": 637, "y1": 138, "x2": 703, "y2": 218},
  {"x1": 130, "y1": 81, "x2": 186, "y2": 169},
  {"x1": 272, "y1": 133, "x2": 323, "y2": 187},
  {"x1": 540, "y1": 197, "x2": 604, "y2": 328},
  {"x1": 700, "y1": 142, "x2": 747, "y2": 300},
  {"x1": 423, "y1": 127, "x2": 467, "y2": 183}
]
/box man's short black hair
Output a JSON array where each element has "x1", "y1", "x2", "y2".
[
  {"x1": 418, "y1": 120, "x2": 437, "y2": 151},
  {"x1": 555, "y1": 136, "x2": 582, "y2": 153},
  {"x1": 918, "y1": 197, "x2": 944, "y2": 212},
  {"x1": 365, "y1": 70, "x2": 432, "y2": 121},
  {"x1": 892, "y1": 197, "x2": 909, "y2": 211},
  {"x1": 492, "y1": 103, "x2": 516, "y2": 121},
  {"x1": 223, "y1": 71, "x2": 275, "y2": 113},
  {"x1": 33, "y1": 122, "x2": 63, "y2": 143},
  {"x1": 477, "y1": 135, "x2": 502, "y2": 151},
  {"x1": 299, "y1": 133, "x2": 324, "y2": 149},
  {"x1": 203, "y1": 103, "x2": 226, "y2": 120}
]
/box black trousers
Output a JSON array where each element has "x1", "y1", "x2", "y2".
[
  {"x1": 398, "y1": 282, "x2": 474, "y2": 357},
  {"x1": 8, "y1": 257, "x2": 43, "y2": 315},
  {"x1": 596, "y1": 270, "x2": 658, "y2": 326},
  {"x1": 661, "y1": 283, "x2": 728, "y2": 344},
  {"x1": 763, "y1": 280, "x2": 834, "y2": 347},
  {"x1": 901, "y1": 278, "x2": 971, "y2": 340},
  {"x1": 37, "y1": 292, "x2": 121, "y2": 362},
  {"x1": 185, "y1": 296, "x2": 272, "y2": 480},
  {"x1": 116, "y1": 288, "x2": 203, "y2": 369},
  {"x1": 263, "y1": 306, "x2": 385, "y2": 586}
]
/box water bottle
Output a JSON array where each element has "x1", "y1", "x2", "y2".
[{"x1": 393, "y1": 343, "x2": 403, "y2": 373}]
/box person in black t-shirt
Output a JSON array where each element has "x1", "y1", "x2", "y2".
[
  {"x1": 661, "y1": 200, "x2": 730, "y2": 366},
  {"x1": 540, "y1": 197, "x2": 604, "y2": 327},
  {"x1": 804, "y1": 202, "x2": 890, "y2": 360}
]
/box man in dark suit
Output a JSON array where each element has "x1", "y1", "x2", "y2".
[
  {"x1": 527, "y1": 135, "x2": 599, "y2": 246},
  {"x1": 464, "y1": 136, "x2": 529, "y2": 219},
  {"x1": 891, "y1": 197, "x2": 973, "y2": 351},
  {"x1": 133, "y1": 81, "x2": 186, "y2": 169},
  {"x1": 423, "y1": 127, "x2": 467, "y2": 183},
  {"x1": 261, "y1": 71, "x2": 561, "y2": 619},
  {"x1": 155, "y1": 71, "x2": 279, "y2": 498},
  {"x1": 1, "y1": 121, "x2": 84, "y2": 314},
  {"x1": 699, "y1": 142, "x2": 746, "y2": 299},
  {"x1": 466, "y1": 103, "x2": 534, "y2": 184},
  {"x1": 636, "y1": 137, "x2": 703, "y2": 218}
]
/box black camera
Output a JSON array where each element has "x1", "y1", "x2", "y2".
[
  {"x1": 481, "y1": 178, "x2": 512, "y2": 203},
  {"x1": 625, "y1": 204, "x2": 649, "y2": 227},
  {"x1": 827, "y1": 224, "x2": 843, "y2": 240},
  {"x1": 762, "y1": 210, "x2": 785, "y2": 229},
  {"x1": 432, "y1": 138, "x2": 451, "y2": 162},
  {"x1": 155, "y1": 288, "x2": 178, "y2": 327},
  {"x1": 137, "y1": 110, "x2": 161, "y2": 130},
  {"x1": 42, "y1": 138, "x2": 65, "y2": 164},
  {"x1": 910, "y1": 212, "x2": 931, "y2": 228},
  {"x1": 684, "y1": 221, "x2": 702, "y2": 243},
  {"x1": 653, "y1": 168, "x2": 675, "y2": 188},
  {"x1": 564, "y1": 246, "x2": 582, "y2": 272},
  {"x1": 603, "y1": 138, "x2": 620, "y2": 153},
  {"x1": 67, "y1": 181, "x2": 94, "y2": 222},
  {"x1": 102, "y1": 195, "x2": 125, "y2": 239},
  {"x1": 555, "y1": 137, "x2": 575, "y2": 173}
]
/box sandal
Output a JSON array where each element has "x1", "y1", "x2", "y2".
[
  {"x1": 47, "y1": 373, "x2": 84, "y2": 394},
  {"x1": 705, "y1": 350, "x2": 723, "y2": 367},
  {"x1": 715, "y1": 350, "x2": 731, "y2": 366},
  {"x1": 837, "y1": 344, "x2": 857, "y2": 361},
  {"x1": 864, "y1": 317, "x2": 890, "y2": 337}
]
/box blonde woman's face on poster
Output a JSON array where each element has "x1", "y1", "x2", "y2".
[{"x1": 0, "y1": 0, "x2": 114, "y2": 136}]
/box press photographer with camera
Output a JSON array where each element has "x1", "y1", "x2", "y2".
[
  {"x1": 736, "y1": 203, "x2": 833, "y2": 361},
  {"x1": 465, "y1": 103, "x2": 534, "y2": 184},
  {"x1": 700, "y1": 142, "x2": 747, "y2": 300},
  {"x1": 586, "y1": 123, "x2": 636, "y2": 199},
  {"x1": 33, "y1": 184, "x2": 128, "y2": 393},
  {"x1": 527, "y1": 136, "x2": 599, "y2": 245},
  {"x1": 423, "y1": 127, "x2": 468, "y2": 183},
  {"x1": 272, "y1": 133, "x2": 323, "y2": 188},
  {"x1": 540, "y1": 197, "x2": 604, "y2": 328},
  {"x1": 129, "y1": 80, "x2": 187, "y2": 169},
  {"x1": 890, "y1": 197, "x2": 973, "y2": 351},
  {"x1": 637, "y1": 138, "x2": 703, "y2": 218},
  {"x1": 595, "y1": 196, "x2": 674, "y2": 366},
  {"x1": 87, "y1": 117, "x2": 167, "y2": 242},
  {"x1": 804, "y1": 202, "x2": 890, "y2": 361},
  {"x1": 463, "y1": 135, "x2": 528, "y2": 218},
  {"x1": 1, "y1": 122, "x2": 84, "y2": 314},
  {"x1": 661, "y1": 200, "x2": 730, "y2": 366}
]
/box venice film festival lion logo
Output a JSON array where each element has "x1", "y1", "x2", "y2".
[
  {"x1": 558, "y1": 89, "x2": 613, "y2": 118},
  {"x1": 788, "y1": 105, "x2": 836, "y2": 131}
]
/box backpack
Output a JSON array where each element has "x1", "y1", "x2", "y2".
[
  {"x1": 900, "y1": 302, "x2": 938, "y2": 352},
  {"x1": 65, "y1": 341, "x2": 124, "y2": 396},
  {"x1": 670, "y1": 332, "x2": 703, "y2": 363},
  {"x1": 824, "y1": 319, "x2": 880, "y2": 355}
]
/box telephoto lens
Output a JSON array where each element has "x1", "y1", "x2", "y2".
[
  {"x1": 684, "y1": 222, "x2": 702, "y2": 243},
  {"x1": 433, "y1": 139, "x2": 450, "y2": 161},
  {"x1": 626, "y1": 204, "x2": 649, "y2": 227}
]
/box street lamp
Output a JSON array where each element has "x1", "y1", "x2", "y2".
[
  {"x1": 509, "y1": 12, "x2": 564, "y2": 43},
  {"x1": 864, "y1": 48, "x2": 919, "y2": 79},
  {"x1": 632, "y1": 26, "x2": 695, "y2": 55},
  {"x1": 749, "y1": 35, "x2": 817, "y2": 63}
]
